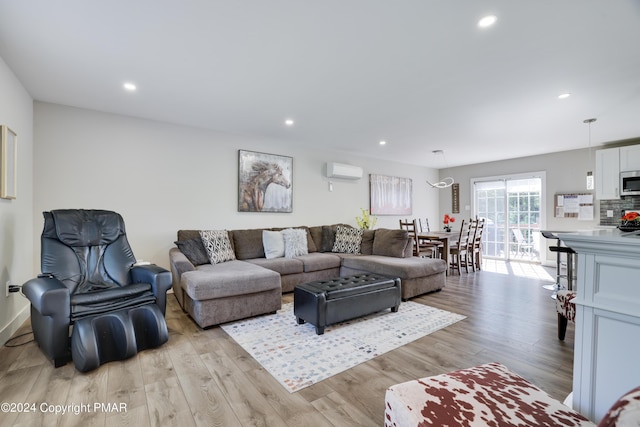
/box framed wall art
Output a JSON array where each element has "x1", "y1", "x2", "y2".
[
  {"x1": 238, "y1": 149, "x2": 293, "y2": 212},
  {"x1": 1, "y1": 125, "x2": 17, "y2": 200},
  {"x1": 369, "y1": 174, "x2": 412, "y2": 215}
]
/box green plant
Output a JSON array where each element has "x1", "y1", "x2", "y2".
[{"x1": 355, "y1": 208, "x2": 378, "y2": 230}]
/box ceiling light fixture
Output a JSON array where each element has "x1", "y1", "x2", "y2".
[
  {"x1": 478, "y1": 15, "x2": 497, "y2": 28},
  {"x1": 426, "y1": 150, "x2": 455, "y2": 189},
  {"x1": 123, "y1": 82, "x2": 137, "y2": 91},
  {"x1": 558, "y1": 93, "x2": 571, "y2": 99},
  {"x1": 584, "y1": 118, "x2": 596, "y2": 190},
  {"x1": 379, "y1": 140, "x2": 387, "y2": 146},
  {"x1": 284, "y1": 119, "x2": 294, "y2": 126}
]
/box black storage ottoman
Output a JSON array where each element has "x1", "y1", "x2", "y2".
[{"x1": 293, "y1": 273, "x2": 401, "y2": 335}]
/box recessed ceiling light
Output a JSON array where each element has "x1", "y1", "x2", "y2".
[
  {"x1": 379, "y1": 140, "x2": 387, "y2": 145},
  {"x1": 285, "y1": 119, "x2": 294, "y2": 126},
  {"x1": 478, "y1": 15, "x2": 497, "y2": 28},
  {"x1": 558, "y1": 93, "x2": 571, "y2": 99},
  {"x1": 123, "y1": 82, "x2": 137, "y2": 91}
]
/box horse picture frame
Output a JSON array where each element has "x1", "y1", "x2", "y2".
[{"x1": 238, "y1": 149, "x2": 293, "y2": 213}]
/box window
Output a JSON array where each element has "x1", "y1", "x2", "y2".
[{"x1": 473, "y1": 173, "x2": 545, "y2": 262}]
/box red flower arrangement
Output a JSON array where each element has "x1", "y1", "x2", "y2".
[{"x1": 443, "y1": 214, "x2": 456, "y2": 232}]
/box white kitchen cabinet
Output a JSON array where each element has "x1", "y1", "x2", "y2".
[
  {"x1": 558, "y1": 230, "x2": 640, "y2": 423},
  {"x1": 595, "y1": 147, "x2": 619, "y2": 199},
  {"x1": 619, "y1": 145, "x2": 640, "y2": 171}
]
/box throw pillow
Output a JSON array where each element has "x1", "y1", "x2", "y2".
[
  {"x1": 320, "y1": 224, "x2": 348, "y2": 252},
  {"x1": 282, "y1": 228, "x2": 309, "y2": 258},
  {"x1": 332, "y1": 225, "x2": 363, "y2": 254},
  {"x1": 372, "y1": 229, "x2": 409, "y2": 258},
  {"x1": 199, "y1": 230, "x2": 236, "y2": 264},
  {"x1": 360, "y1": 229, "x2": 376, "y2": 255},
  {"x1": 231, "y1": 228, "x2": 265, "y2": 260},
  {"x1": 320, "y1": 225, "x2": 338, "y2": 252},
  {"x1": 174, "y1": 238, "x2": 210, "y2": 266},
  {"x1": 262, "y1": 230, "x2": 285, "y2": 259}
]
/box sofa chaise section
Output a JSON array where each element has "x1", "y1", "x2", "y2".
[
  {"x1": 340, "y1": 255, "x2": 446, "y2": 300},
  {"x1": 178, "y1": 258, "x2": 281, "y2": 328}
]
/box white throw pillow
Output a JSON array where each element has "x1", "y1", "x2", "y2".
[
  {"x1": 282, "y1": 228, "x2": 309, "y2": 258},
  {"x1": 199, "y1": 230, "x2": 236, "y2": 264},
  {"x1": 262, "y1": 230, "x2": 285, "y2": 259},
  {"x1": 331, "y1": 225, "x2": 363, "y2": 254}
]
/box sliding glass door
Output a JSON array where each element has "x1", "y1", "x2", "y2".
[{"x1": 473, "y1": 173, "x2": 544, "y2": 262}]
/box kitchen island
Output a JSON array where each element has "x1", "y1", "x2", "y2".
[{"x1": 557, "y1": 228, "x2": 640, "y2": 423}]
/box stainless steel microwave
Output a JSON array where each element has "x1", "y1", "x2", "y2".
[{"x1": 621, "y1": 171, "x2": 640, "y2": 196}]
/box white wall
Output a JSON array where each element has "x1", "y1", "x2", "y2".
[
  {"x1": 34, "y1": 102, "x2": 441, "y2": 268},
  {"x1": 0, "y1": 56, "x2": 33, "y2": 344}
]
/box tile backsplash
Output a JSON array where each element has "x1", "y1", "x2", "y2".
[{"x1": 600, "y1": 197, "x2": 640, "y2": 226}]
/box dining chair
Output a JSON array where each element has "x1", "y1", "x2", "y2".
[
  {"x1": 466, "y1": 219, "x2": 478, "y2": 272},
  {"x1": 449, "y1": 219, "x2": 471, "y2": 274},
  {"x1": 399, "y1": 219, "x2": 438, "y2": 258},
  {"x1": 418, "y1": 218, "x2": 444, "y2": 258},
  {"x1": 471, "y1": 218, "x2": 485, "y2": 270},
  {"x1": 418, "y1": 218, "x2": 431, "y2": 233}
]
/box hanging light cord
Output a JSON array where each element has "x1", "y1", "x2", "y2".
[
  {"x1": 585, "y1": 118, "x2": 596, "y2": 158},
  {"x1": 583, "y1": 118, "x2": 596, "y2": 190},
  {"x1": 585, "y1": 118, "x2": 596, "y2": 169}
]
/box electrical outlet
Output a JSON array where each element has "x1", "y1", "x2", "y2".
[{"x1": 5, "y1": 281, "x2": 11, "y2": 297}]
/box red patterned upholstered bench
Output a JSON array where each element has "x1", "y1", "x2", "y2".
[{"x1": 384, "y1": 362, "x2": 594, "y2": 426}]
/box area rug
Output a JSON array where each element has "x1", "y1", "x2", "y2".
[{"x1": 220, "y1": 301, "x2": 465, "y2": 393}]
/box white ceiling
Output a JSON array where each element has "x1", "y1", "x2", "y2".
[{"x1": 1, "y1": 0, "x2": 639, "y2": 168}]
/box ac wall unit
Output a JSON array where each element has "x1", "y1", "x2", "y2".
[{"x1": 326, "y1": 162, "x2": 363, "y2": 180}]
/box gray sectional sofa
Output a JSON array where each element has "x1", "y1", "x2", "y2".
[{"x1": 169, "y1": 225, "x2": 446, "y2": 328}]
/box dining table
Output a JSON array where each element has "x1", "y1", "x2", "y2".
[{"x1": 417, "y1": 231, "x2": 457, "y2": 274}]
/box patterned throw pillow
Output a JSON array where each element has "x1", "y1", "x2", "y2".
[
  {"x1": 199, "y1": 230, "x2": 236, "y2": 264},
  {"x1": 332, "y1": 225, "x2": 363, "y2": 254},
  {"x1": 282, "y1": 228, "x2": 309, "y2": 258}
]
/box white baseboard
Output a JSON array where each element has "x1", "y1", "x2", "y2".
[
  {"x1": 0, "y1": 305, "x2": 30, "y2": 346},
  {"x1": 563, "y1": 391, "x2": 573, "y2": 408}
]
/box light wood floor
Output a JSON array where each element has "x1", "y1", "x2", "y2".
[{"x1": 0, "y1": 264, "x2": 574, "y2": 426}]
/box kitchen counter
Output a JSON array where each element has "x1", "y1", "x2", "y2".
[
  {"x1": 557, "y1": 228, "x2": 640, "y2": 257},
  {"x1": 555, "y1": 227, "x2": 640, "y2": 423}
]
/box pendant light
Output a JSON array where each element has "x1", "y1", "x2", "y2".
[
  {"x1": 584, "y1": 118, "x2": 596, "y2": 190},
  {"x1": 427, "y1": 150, "x2": 455, "y2": 189}
]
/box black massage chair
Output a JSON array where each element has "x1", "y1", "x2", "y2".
[{"x1": 22, "y1": 209, "x2": 172, "y2": 371}]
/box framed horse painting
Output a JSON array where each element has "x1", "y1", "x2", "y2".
[{"x1": 238, "y1": 149, "x2": 293, "y2": 213}]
